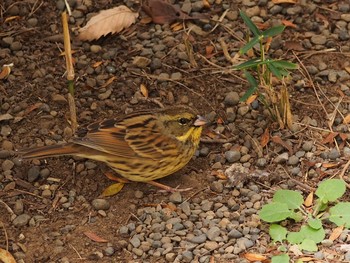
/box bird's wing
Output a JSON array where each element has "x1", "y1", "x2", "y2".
[{"x1": 72, "y1": 115, "x2": 174, "y2": 160}]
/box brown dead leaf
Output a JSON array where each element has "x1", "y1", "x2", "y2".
[
  {"x1": 24, "y1": 102, "x2": 43, "y2": 115},
  {"x1": 4, "y1": 16, "x2": 20, "y2": 23},
  {"x1": 321, "y1": 132, "x2": 338, "y2": 144},
  {"x1": 0, "y1": 64, "x2": 13, "y2": 80},
  {"x1": 84, "y1": 231, "x2": 109, "y2": 243},
  {"x1": 140, "y1": 16, "x2": 153, "y2": 24},
  {"x1": 246, "y1": 94, "x2": 258, "y2": 105},
  {"x1": 205, "y1": 45, "x2": 214, "y2": 57},
  {"x1": 271, "y1": 136, "x2": 293, "y2": 154},
  {"x1": 93, "y1": 61, "x2": 103, "y2": 68},
  {"x1": 78, "y1": 5, "x2": 139, "y2": 41},
  {"x1": 345, "y1": 66, "x2": 350, "y2": 74},
  {"x1": 329, "y1": 225, "x2": 344, "y2": 241},
  {"x1": 211, "y1": 170, "x2": 227, "y2": 180},
  {"x1": 282, "y1": 19, "x2": 297, "y2": 28},
  {"x1": 322, "y1": 162, "x2": 341, "y2": 168},
  {"x1": 260, "y1": 128, "x2": 270, "y2": 148},
  {"x1": 243, "y1": 252, "x2": 267, "y2": 261},
  {"x1": 101, "y1": 76, "x2": 117, "y2": 89},
  {"x1": 170, "y1": 22, "x2": 184, "y2": 32},
  {"x1": 297, "y1": 257, "x2": 317, "y2": 262},
  {"x1": 142, "y1": 0, "x2": 202, "y2": 24},
  {"x1": 284, "y1": 40, "x2": 305, "y2": 51},
  {"x1": 304, "y1": 192, "x2": 313, "y2": 207},
  {"x1": 101, "y1": 183, "x2": 125, "y2": 197},
  {"x1": 0, "y1": 248, "x2": 17, "y2": 263},
  {"x1": 140, "y1": 84, "x2": 149, "y2": 98},
  {"x1": 343, "y1": 114, "x2": 350, "y2": 124},
  {"x1": 272, "y1": 0, "x2": 297, "y2": 3},
  {"x1": 4, "y1": 181, "x2": 16, "y2": 191}
]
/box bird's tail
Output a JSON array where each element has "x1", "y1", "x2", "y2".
[{"x1": 20, "y1": 143, "x2": 79, "y2": 159}]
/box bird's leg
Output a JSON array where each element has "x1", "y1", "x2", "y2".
[
  {"x1": 104, "y1": 172, "x2": 130, "y2": 183},
  {"x1": 146, "y1": 180, "x2": 192, "y2": 192}
]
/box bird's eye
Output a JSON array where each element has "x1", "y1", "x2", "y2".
[{"x1": 178, "y1": 118, "x2": 190, "y2": 125}]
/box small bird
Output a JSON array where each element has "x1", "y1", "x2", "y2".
[{"x1": 20, "y1": 105, "x2": 207, "y2": 190}]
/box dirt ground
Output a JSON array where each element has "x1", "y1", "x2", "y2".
[{"x1": 1, "y1": 0, "x2": 350, "y2": 262}]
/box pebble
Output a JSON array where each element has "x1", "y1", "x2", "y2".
[
  {"x1": 225, "y1": 150, "x2": 241, "y2": 163},
  {"x1": 2, "y1": 159, "x2": 14, "y2": 171},
  {"x1": 169, "y1": 192, "x2": 182, "y2": 203},
  {"x1": 311, "y1": 35, "x2": 327, "y2": 45},
  {"x1": 207, "y1": 226, "x2": 221, "y2": 240},
  {"x1": 27, "y1": 166, "x2": 40, "y2": 182},
  {"x1": 328, "y1": 148, "x2": 340, "y2": 160},
  {"x1": 224, "y1": 92, "x2": 240, "y2": 106},
  {"x1": 13, "y1": 214, "x2": 31, "y2": 227},
  {"x1": 91, "y1": 199, "x2": 110, "y2": 210},
  {"x1": 273, "y1": 153, "x2": 289, "y2": 164}
]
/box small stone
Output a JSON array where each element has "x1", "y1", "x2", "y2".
[
  {"x1": 119, "y1": 226, "x2": 129, "y2": 235},
  {"x1": 104, "y1": 246, "x2": 114, "y2": 256},
  {"x1": 169, "y1": 192, "x2": 182, "y2": 203},
  {"x1": 165, "y1": 253, "x2": 176, "y2": 261},
  {"x1": 310, "y1": 35, "x2": 326, "y2": 45},
  {"x1": 210, "y1": 181, "x2": 223, "y2": 193},
  {"x1": 2, "y1": 159, "x2": 14, "y2": 171},
  {"x1": 27, "y1": 166, "x2": 40, "y2": 182},
  {"x1": 170, "y1": 72, "x2": 182, "y2": 80},
  {"x1": 273, "y1": 153, "x2": 289, "y2": 164},
  {"x1": 182, "y1": 251, "x2": 193, "y2": 262},
  {"x1": 130, "y1": 236, "x2": 141, "y2": 248},
  {"x1": 10, "y1": 41, "x2": 22, "y2": 51},
  {"x1": 225, "y1": 150, "x2": 241, "y2": 163},
  {"x1": 52, "y1": 94, "x2": 67, "y2": 103},
  {"x1": 188, "y1": 234, "x2": 207, "y2": 244},
  {"x1": 204, "y1": 241, "x2": 219, "y2": 250},
  {"x1": 132, "y1": 56, "x2": 151, "y2": 68},
  {"x1": 179, "y1": 201, "x2": 191, "y2": 216},
  {"x1": 328, "y1": 148, "x2": 340, "y2": 160},
  {"x1": 92, "y1": 199, "x2": 110, "y2": 210},
  {"x1": 90, "y1": 45, "x2": 102, "y2": 53},
  {"x1": 224, "y1": 92, "x2": 240, "y2": 106},
  {"x1": 228, "y1": 229, "x2": 243, "y2": 238},
  {"x1": 207, "y1": 226, "x2": 221, "y2": 240},
  {"x1": 27, "y1": 18, "x2": 38, "y2": 26},
  {"x1": 134, "y1": 190, "x2": 144, "y2": 199},
  {"x1": 98, "y1": 89, "x2": 112, "y2": 100},
  {"x1": 42, "y1": 189, "x2": 52, "y2": 198},
  {"x1": 13, "y1": 214, "x2": 31, "y2": 227},
  {"x1": 256, "y1": 158, "x2": 267, "y2": 168},
  {"x1": 237, "y1": 105, "x2": 249, "y2": 116},
  {"x1": 302, "y1": 141, "x2": 313, "y2": 151},
  {"x1": 288, "y1": 155, "x2": 299, "y2": 166},
  {"x1": 14, "y1": 200, "x2": 24, "y2": 215}
]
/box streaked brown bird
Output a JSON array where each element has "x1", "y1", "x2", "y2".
[{"x1": 20, "y1": 105, "x2": 207, "y2": 190}]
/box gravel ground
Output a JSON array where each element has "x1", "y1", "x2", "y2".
[{"x1": 1, "y1": 0, "x2": 350, "y2": 262}]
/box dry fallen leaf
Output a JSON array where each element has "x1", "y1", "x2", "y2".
[
  {"x1": 0, "y1": 64, "x2": 13, "y2": 80},
  {"x1": 140, "y1": 84, "x2": 149, "y2": 98},
  {"x1": 244, "y1": 252, "x2": 267, "y2": 261},
  {"x1": 343, "y1": 114, "x2": 350, "y2": 124},
  {"x1": 0, "y1": 248, "x2": 16, "y2": 263},
  {"x1": 260, "y1": 128, "x2": 270, "y2": 148},
  {"x1": 271, "y1": 136, "x2": 293, "y2": 154},
  {"x1": 84, "y1": 231, "x2": 109, "y2": 243},
  {"x1": 102, "y1": 183, "x2": 125, "y2": 197},
  {"x1": 78, "y1": 5, "x2": 139, "y2": 41},
  {"x1": 329, "y1": 225, "x2": 343, "y2": 241},
  {"x1": 282, "y1": 19, "x2": 297, "y2": 28},
  {"x1": 304, "y1": 191, "x2": 313, "y2": 207}
]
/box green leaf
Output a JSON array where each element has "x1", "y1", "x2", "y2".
[
  {"x1": 273, "y1": 190, "x2": 303, "y2": 210},
  {"x1": 259, "y1": 202, "x2": 291, "y2": 222},
  {"x1": 299, "y1": 225, "x2": 325, "y2": 243},
  {"x1": 287, "y1": 231, "x2": 304, "y2": 244},
  {"x1": 315, "y1": 179, "x2": 346, "y2": 202},
  {"x1": 308, "y1": 218, "x2": 322, "y2": 230},
  {"x1": 240, "y1": 71, "x2": 258, "y2": 102},
  {"x1": 271, "y1": 254, "x2": 290, "y2": 263},
  {"x1": 239, "y1": 10, "x2": 261, "y2": 36},
  {"x1": 272, "y1": 60, "x2": 299, "y2": 70},
  {"x1": 262, "y1": 25, "x2": 286, "y2": 38},
  {"x1": 239, "y1": 36, "x2": 260, "y2": 55},
  {"x1": 329, "y1": 202, "x2": 350, "y2": 228},
  {"x1": 267, "y1": 62, "x2": 283, "y2": 79},
  {"x1": 269, "y1": 224, "x2": 287, "y2": 243},
  {"x1": 234, "y1": 58, "x2": 261, "y2": 70},
  {"x1": 289, "y1": 211, "x2": 303, "y2": 222},
  {"x1": 299, "y1": 239, "x2": 318, "y2": 252}
]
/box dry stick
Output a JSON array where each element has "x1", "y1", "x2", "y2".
[
  {"x1": 0, "y1": 220, "x2": 9, "y2": 251},
  {"x1": 62, "y1": 11, "x2": 77, "y2": 133},
  {"x1": 69, "y1": 243, "x2": 83, "y2": 260},
  {"x1": 0, "y1": 199, "x2": 15, "y2": 216},
  {"x1": 339, "y1": 159, "x2": 350, "y2": 189}
]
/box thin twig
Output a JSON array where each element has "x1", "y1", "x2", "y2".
[
  {"x1": 69, "y1": 243, "x2": 83, "y2": 260},
  {"x1": 339, "y1": 159, "x2": 350, "y2": 189},
  {"x1": 0, "y1": 199, "x2": 15, "y2": 216},
  {"x1": 0, "y1": 220, "x2": 9, "y2": 251}
]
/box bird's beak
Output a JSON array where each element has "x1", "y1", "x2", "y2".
[{"x1": 194, "y1": 115, "x2": 208, "y2": 127}]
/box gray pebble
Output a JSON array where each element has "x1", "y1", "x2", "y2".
[
  {"x1": 228, "y1": 229, "x2": 243, "y2": 238},
  {"x1": 134, "y1": 190, "x2": 144, "y2": 199},
  {"x1": 90, "y1": 45, "x2": 102, "y2": 53},
  {"x1": 14, "y1": 199, "x2": 24, "y2": 215},
  {"x1": 311, "y1": 35, "x2": 327, "y2": 45},
  {"x1": 210, "y1": 181, "x2": 223, "y2": 193},
  {"x1": 188, "y1": 234, "x2": 207, "y2": 244},
  {"x1": 2, "y1": 159, "x2": 14, "y2": 171},
  {"x1": 182, "y1": 251, "x2": 193, "y2": 262},
  {"x1": 273, "y1": 153, "x2": 289, "y2": 164},
  {"x1": 237, "y1": 105, "x2": 249, "y2": 116},
  {"x1": 180, "y1": 201, "x2": 191, "y2": 216},
  {"x1": 130, "y1": 236, "x2": 141, "y2": 248},
  {"x1": 224, "y1": 92, "x2": 240, "y2": 106},
  {"x1": 256, "y1": 158, "x2": 267, "y2": 168},
  {"x1": 329, "y1": 148, "x2": 340, "y2": 160},
  {"x1": 207, "y1": 226, "x2": 221, "y2": 240},
  {"x1": 10, "y1": 41, "x2": 22, "y2": 51},
  {"x1": 27, "y1": 166, "x2": 40, "y2": 182},
  {"x1": 290, "y1": 167, "x2": 301, "y2": 176},
  {"x1": 12, "y1": 214, "x2": 31, "y2": 227},
  {"x1": 27, "y1": 18, "x2": 38, "y2": 27},
  {"x1": 201, "y1": 200, "x2": 213, "y2": 211},
  {"x1": 225, "y1": 150, "x2": 241, "y2": 163},
  {"x1": 321, "y1": 239, "x2": 333, "y2": 247},
  {"x1": 104, "y1": 246, "x2": 115, "y2": 256},
  {"x1": 302, "y1": 141, "x2": 313, "y2": 151},
  {"x1": 287, "y1": 155, "x2": 299, "y2": 166},
  {"x1": 169, "y1": 192, "x2": 182, "y2": 203},
  {"x1": 132, "y1": 247, "x2": 143, "y2": 256},
  {"x1": 165, "y1": 253, "x2": 176, "y2": 261},
  {"x1": 92, "y1": 199, "x2": 110, "y2": 210}
]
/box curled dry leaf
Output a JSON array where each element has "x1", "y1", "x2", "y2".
[
  {"x1": 0, "y1": 248, "x2": 16, "y2": 263},
  {"x1": 84, "y1": 231, "x2": 108, "y2": 243},
  {"x1": 78, "y1": 5, "x2": 139, "y2": 41}
]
